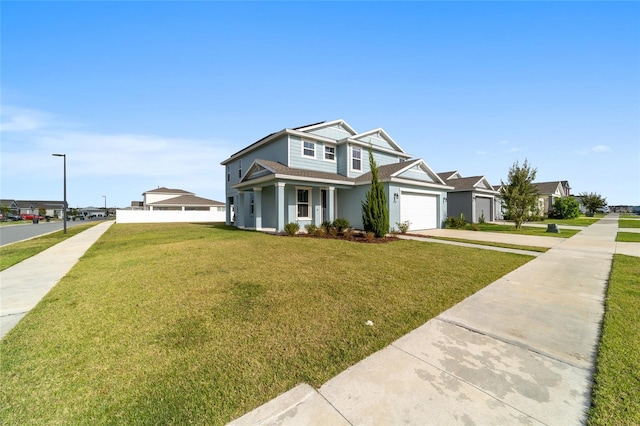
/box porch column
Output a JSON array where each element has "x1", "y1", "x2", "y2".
[
  {"x1": 253, "y1": 187, "x2": 262, "y2": 230},
  {"x1": 328, "y1": 186, "x2": 335, "y2": 223},
  {"x1": 275, "y1": 182, "x2": 285, "y2": 232},
  {"x1": 237, "y1": 191, "x2": 245, "y2": 228}
]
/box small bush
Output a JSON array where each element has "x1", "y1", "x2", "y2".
[
  {"x1": 343, "y1": 228, "x2": 354, "y2": 240},
  {"x1": 469, "y1": 223, "x2": 479, "y2": 231},
  {"x1": 321, "y1": 221, "x2": 332, "y2": 233},
  {"x1": 395, "y1": 220, "x2": 411, "y2": 234},
  {"x1": 332, "y1": 218, "x2": 350, "y2": 232},
  {"x1": 478, "y1": 213, "x2": 486, "y2": 224},
  {"x1": 446, "y1": 213, "x2": 467, "y2": 229},
  {"x1": 328, "y1": 226, "x2": 338, "y2": 236},
  {"x1": 365, "y1": 231, "x2": 375, "y2": 241},
  {"x1": 314, "y1": 227, "x2": 326, "y2": 236},
  {"x1": 304, "y1": 224, "x2": 317, "y2": 234},
  {"x1": 284, "y1": 222, "x2": 300, "y2": 235}
]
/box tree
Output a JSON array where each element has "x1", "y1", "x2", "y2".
[
  {"x1": 361, "y1": 148, "x2": 389, "y2": 237},
  {"x1": 500, "y1": 159, "x2": 539, "y2": 229},
  {"x1": 551, "y1": 196, "x2": 580, "y2": 219},
  {"x1": 579, "y1": 192, "x2": 607, "y2": 215}
]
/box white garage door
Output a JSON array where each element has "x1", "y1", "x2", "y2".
[{"x1": 400, "y1": 192, "x2": 438, "y2": 230}]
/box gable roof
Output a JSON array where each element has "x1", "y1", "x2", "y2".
[
  {"x1": 355, "y1": 159, "x2": 450, "y2": 187},
  {"x1": 533, "y1": 181, "x2": 564, "y2": 195},
  {"x1": 148, "y1": 194, "x2": 224, "y2": 206},
  {"x1": 143, "y1": 187, "x2": 194, "y2": 196},
  {"x1": 238, "y1": 159, "x2": 355, "y2": 187},
  {"x1": 348, "y1": 128, "x2": 405, "y2": 154},
  {"x1": 444, "y1": 176, "x2": 497, "y2": 193},
  {"x1": 294, "y1": 119, "x2": 357, "y2": 136},
  {"x1": 437, "y1": 171, "x2": 461, "y2": 181}
]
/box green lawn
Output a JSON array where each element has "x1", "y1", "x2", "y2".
[
  {"x1": 0, "y1": 222, "x2": 100, "y2": 271},
  {"x1": 463, "y1": 223, "x2": 580, "y2": 238},
  {"x1": 0, "y1": 223, "x2": 533, "y2": 425},
  {"x1": 619, "y1": 219, "x2": 640, "y2": 229},
  {"x1": 616, "y1": 232, "x2": 640, "y2": 243},
  {"x1": 588, "y1": 255, "x2": 640, "y2": 425},
  {"x1": 421, "y1": 236, "x2": 549, "y2": 253},
  {"x1": 539, "y1": 215, "x2": 603, "y2": 226}
]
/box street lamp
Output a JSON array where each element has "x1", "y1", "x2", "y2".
[
  {"x1": 102, "y1": 195, "x2": 107, "y2": 219},
  {"x1": 52, "y1": 153, "x2": 67, "y2": 234}
]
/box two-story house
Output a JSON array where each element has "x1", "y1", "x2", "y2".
[{"x1": 220, "y1": 119, "x2": 452, "y2": 233}]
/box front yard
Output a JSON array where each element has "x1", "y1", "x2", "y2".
[{"x1": 0, "y1": 223, "x2": 532, "y2": 425}]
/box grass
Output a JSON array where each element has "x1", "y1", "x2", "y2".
[
  {"x1": 420, "y1": 236, "x2": 549, "y2": 253},
  {"x1": 0, "y1": 222, "x2": 100, "y2": 271},
  {"x1": 616, "y1": 232, "x2": 640, "y2": 243},
  {"x1": 619, "y1": 219, "x2": 640, "y2": 229},
  {"x1": 461, "y1": 223, "x2": 580, "y2": 238},
  {"x1": 0, "y1": 223, "x2": 533, "y2": 425},
  {"x1": 539, "y1": 214, "x2": 603, "y2": 226},
  {"x1": 620, "y1": 214, "x2": 640, "y2": 219},
  {"x1": 588, "y1": 255, "x2": 640, "y2": 425}
]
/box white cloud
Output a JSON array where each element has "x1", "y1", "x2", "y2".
[
  {"x1": 591, "y1": 145, "x2": 610, "y2": 153},
  {"x1": 507, "y1": 147, "x2": 521, "y2": 153},
  {"x1": 0, "y1": 105, "x2": 52, "y2": 132}
]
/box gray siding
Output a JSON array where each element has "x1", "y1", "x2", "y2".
[
  {"x1": 397, "y1": 165, "x2": 436, "y2": 183},
  {"x1": 288, "y1": 136, "x2": 337, "y2": 173},
  {"x1": 447, "y1": 192, "x2": 473, "y2": 222},
  {"x1": 306, "y1": 124, "x2": 353, "y2": 141},
  {"x1": 355, "y1": 134, "x2": 395, "y2": 151}
]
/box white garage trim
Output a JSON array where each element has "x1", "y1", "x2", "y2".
[{"x1": 400, "y1": 192, "x2": 438, "y2": 230}]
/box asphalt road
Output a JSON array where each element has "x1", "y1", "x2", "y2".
[{"x1": 0, "y1": 219, "x2": 105, "y2": 246}]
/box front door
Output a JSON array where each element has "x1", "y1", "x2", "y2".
[{"x1": 321, "y1": 189, "x2": 328, "y2": 223}]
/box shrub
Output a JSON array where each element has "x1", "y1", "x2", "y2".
[
  {"x1": 469, "y1": 223, "x2": 479, "y2": 231},
  {"x1": 328, "y1": 226, "x2": 338, "y2": 236},
  {"x1": 332, "y1": 218, "x2": 350, "y2": 232},
  {"x1": 446, "y1": 213, "x2": 467, "y2": 229},
  {"x1": 551, "y1": 197, "x2": 580, "y2": 219},
  {"x1": 365, "y1": 231, "x2": 375, "y2": 241},
  {"x1": 395, "y1": 220, "x2": 411, "y2": 234},
  {"x1": 304, "y1": 224, "x2": 317, "y2": 234},
  {"x1": 314, "y1": 227, "x2": 326, "y2": 237},
  {"x1": 479, "y1": 213, "x2": 486, "y2": 224},
  {"x1": 321, "y1": 221, "x2": 332, "y2": 233},
  {"x1": 343, "y1": 228, "x2": 354, "y2": 240},
  {"x1": 284, "y1": 222, "x2": 300, "y2": 235}
]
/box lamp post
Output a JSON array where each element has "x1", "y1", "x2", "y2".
[
  {"x1": 52, "y1": 153, "x2": 67, "y2": 234},
  {"x1": 102, "y1": 195, "x2": 107, "y2": 219}
]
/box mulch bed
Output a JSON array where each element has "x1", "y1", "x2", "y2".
[{"x1": 283, "y1": 232, "x2": 400, "y2": 244}]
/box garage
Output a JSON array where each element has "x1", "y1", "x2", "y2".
[
  {"x1": 475, "y1": 197, "x2": 492, "y2": 222},
  {"x1": 400, "y1": 192, "x2": 438, "y2": 230}
]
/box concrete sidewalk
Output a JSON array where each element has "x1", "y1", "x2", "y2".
[
  {"x1": 230, "y1": 216, "x2": 621, "y2": 425},
  {"x1": 0, "y1": 221, "x2": 114, "y2": 339}
]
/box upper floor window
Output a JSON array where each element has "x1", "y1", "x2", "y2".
[
  {"x1": 227, "y1": 165, "x2": 230, "y2": 182},
  {"x1": 352, "y1": 147, "x2": 362, "y2": 171},
  {"x1": 303, "y1": 141, "x2": 315, "y2": 158},
  {"x1": 238, "y1": 159, "x2": 242, "y2": 179},
  {"x1": 324, "y1": 146, "x2": 335, "y2": 161}
]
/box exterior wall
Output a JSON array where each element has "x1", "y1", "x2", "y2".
[
  {"x1": 305, "y1": 123, "x2": 353, "y2": 140},
  {"x1": 288, "y1": 136, "x2": 337, "y2": 173},
  {"x1": 145, "y1": 193, "x2": 186, "y2": 205},
  {"x1": 337, "y1": 144, "x2": 349, "y2": 176},
  {"x1": 225, "y1": 136, "x2": 289, "y2": 193},
  {"x1": 337, "y1": 185, "x2": 370, "y2": 230},
  {"x1": 355, "y1": 134, "x2": 394, "y2": 151},
  {"x1": 116, "y1": 209, "x2": 225, "y2": 224},
  {"x1": 398, "y1": 164, "x2": 436, "y2": 183},
  {"x1": 447, "y1": 192, "x2": 473, "y2": 222}
]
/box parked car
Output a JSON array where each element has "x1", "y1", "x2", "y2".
[
  {"x1": 7, "y1": 214, "x2": 23, "y2": 221},
  {"x1": 21, "y1": 214, "x2": 45, "y2": 220}
]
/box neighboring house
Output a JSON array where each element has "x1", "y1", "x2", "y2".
[
  {"x1": 438, "y1": 171, "x2": 501, "y2": 222},
  {"x1": 0, "y1": 199, "x2": 19, "y2": 213},
  {"x1": 141, "y1": 187, "x2": 225, "y2": 211},
  {"x1": 14, "y1": 200, "x2": 66, "y2": 218},
  {"x1": 220, "y1": 119, "x2": 452, "y2": 233},
  {"x1": 533, "y1": 181, "x2": 570, "y2": 213}
]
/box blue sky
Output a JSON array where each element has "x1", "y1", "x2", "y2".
[{"x1": 2, "y1": 1, "x2": 639, "y2": 208}]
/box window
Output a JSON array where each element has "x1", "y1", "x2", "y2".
[
  {"x1": 250, "y1": 194, "x2": 254, "y2": 215},
  {"x1": 238, "y1": 159, "x2": 242, "y2": 178},
  {"x1": 296, "y1": 188, "x2": 310, "y2": 219},
  {"x1": 227, "y1": 165, "x2": 230, "y2": 182},
  {"x1": 324, "y1": 145, "x2": 335, "y2": 161},
  {"x1": 352, "y1": 147, "x2": 362, "y2": 171},
  {"x1": 303, "y1": 141, "x2": 315, "y2": 157}
]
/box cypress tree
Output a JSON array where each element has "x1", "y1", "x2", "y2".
[{"x1": 362, "y1": 148, "x2": 389, "y2": 237}]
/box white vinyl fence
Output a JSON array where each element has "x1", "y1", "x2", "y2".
[{"x1": 116, "y1": 209, "x2": 225, "y2": 224}]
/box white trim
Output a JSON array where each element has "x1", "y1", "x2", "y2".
[
  {"x1": 295, "y1": 119, "x2": 358, "y2": 136},
  {"x1": 295, "y1": 186, "x2": 312, "y2": 220}
]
